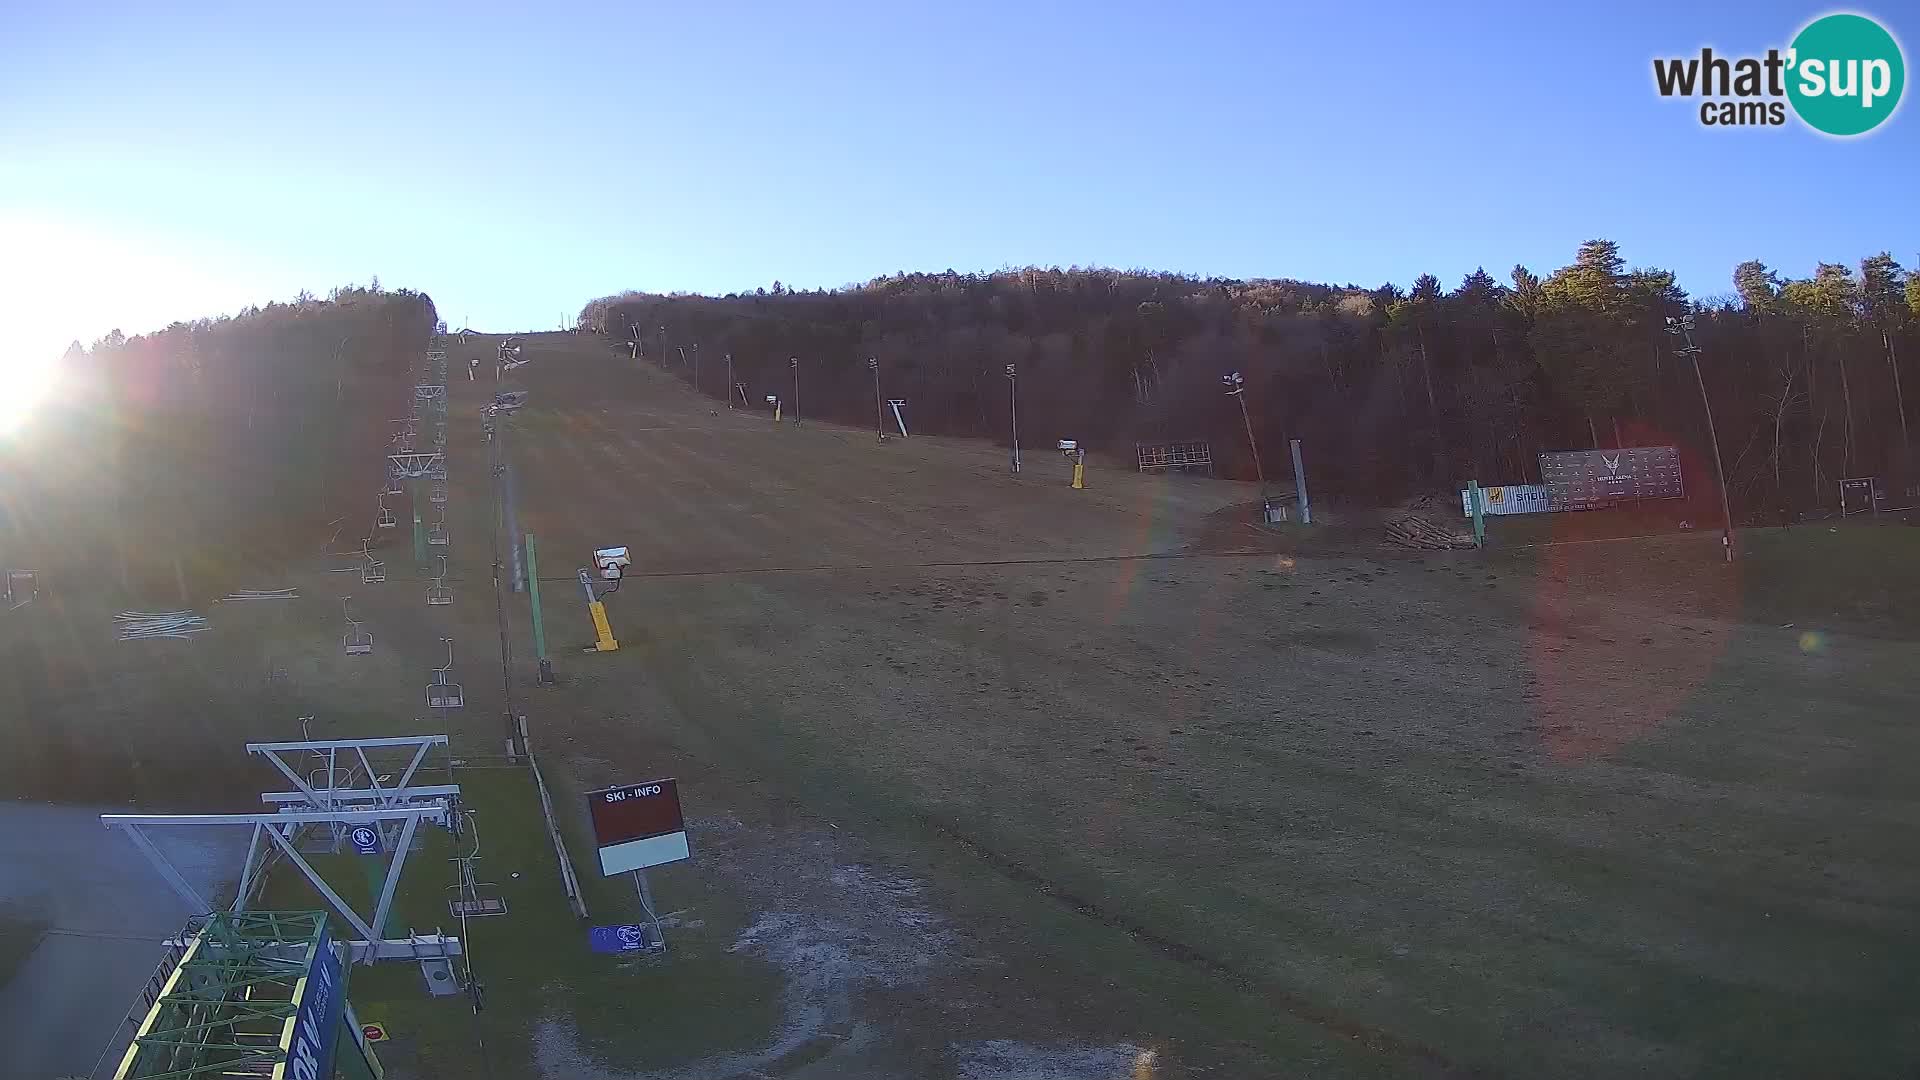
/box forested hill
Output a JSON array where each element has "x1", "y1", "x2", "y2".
[
  {"x1": 581, "y1": 243, "x2": 1919, "y2": 516},
  {"x1": 1, "y1": 284, "x2": 437, "y2": 591}
]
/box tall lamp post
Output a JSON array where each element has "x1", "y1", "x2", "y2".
[
  {"x1": 1005, "y1": 363, "x2": 1021, "y2": 473},
  {"x1": 868, "y1": 357, "x2": 884, "y2": 440},
  {"x1": 657, "y1": 326, "x2": 666, "y2": 370},
  {"x1": 1223, "y1": 371, "x2": 1267, "y2": 501},
  {"x1": 790, "y1": 357, "x2": 800, "y2": 423},
  {"x1": 725, "y1": 353, "x2": 736, "y2": 408},
  {"x1": 691, "y1": 343, "x2": 700, "y2": 397},
  {"x1": 1666, "y1": 315, "x2": 1735, "y2": 563}
]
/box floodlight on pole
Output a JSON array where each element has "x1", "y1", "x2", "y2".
[
  {"x1": 1666, "y1": 314, "x2": 1735, "y2": 563},
  {"x1": 1223, "y1": 371, "x2": 1268, "y2": 500},
  {"x1": 869, "y1": 357, "x2": 885, "y2": 441},
  {"x1": 725, "y1": 353, "x2": 736, "y2": 408},
  {"x1": 790, "y1": 357, "x2": 800, "y2": 423},
  {"x1": 1005, "y1": 363, "x2": 1021, "y2": 473},
  {"x1": 691, "y1": 343, "x2": 700, "y2": 396}
]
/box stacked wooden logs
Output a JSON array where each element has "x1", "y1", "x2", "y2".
[{"x1": 1384, "y1": 513, "x2": 1476, "y2": 550}]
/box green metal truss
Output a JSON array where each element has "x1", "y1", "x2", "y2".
[{"x1": 113, "y1": 910, "x2": 338, "y2": 1080}]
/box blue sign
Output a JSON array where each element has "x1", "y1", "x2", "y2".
[
  {"x1": 348, "y1": 825, "x2": 382, "y2": 856},
  {"x1": 589, "y1": 924, "x2": 653, "y2": 954},
  {"x1": 286, "y1": 921, "x2": 345, "y2": 1080}
]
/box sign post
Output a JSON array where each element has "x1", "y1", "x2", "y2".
[{"x1": 587, "y1": 779, "x2": 691, "y2": 952}]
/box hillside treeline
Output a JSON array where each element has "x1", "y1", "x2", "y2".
[
  {"x1": 4, "y1": 283, "x2": 436, "y2": 587},
  {"x1": 580, "y1": 243, "x2": 1919, "y2": 517}
]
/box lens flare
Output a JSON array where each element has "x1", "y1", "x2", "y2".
[{"x1": 0, "y1": 352, "x2": 61, "y2": 436}]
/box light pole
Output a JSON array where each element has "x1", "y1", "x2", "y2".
[
  {"x1": 1666, "y1": 315, "x2": 1735, "y2": 563},
  {"x1": 691, "y1": 343, "x2": 700, "y2": 397},
  {"x1": 790, "y1": 357, "x2": 800, "y2": 423},
  {"x1": 869, "y1": 357, "x2": 884, "y2": 440},
  {"x1": 725, "y1": 353, "x2": 736, "y2": 408},
  {"x1": 1005, "y1": 363, "x2": 1021, "y2": 473},
  {"x1": 1223, "y1": 371, "x2": 1267, "y2": 500},
  {"x1": 657, "y1": 326, "x2": 666, "y2": 369}
]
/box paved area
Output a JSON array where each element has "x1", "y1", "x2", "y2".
[{"x1": 0, "y1": 801, "x2": 242, "y2": 1080}]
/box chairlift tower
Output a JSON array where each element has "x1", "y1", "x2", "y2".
[
  {"x1": 388, "y1": 452, "x2": 446, "y2": 480},
  {"x1": 106, "y1": 911, "x2": 386, "y2": 1080},
  {"x1": 103, "y1": 731, "x2": 465, "y2": 962}
]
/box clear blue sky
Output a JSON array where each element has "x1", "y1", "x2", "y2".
[{"x1": 1, "y1": 0, "x2": 1913, "y2": 364}]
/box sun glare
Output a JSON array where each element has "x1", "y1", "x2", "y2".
[{"x1": 0, "y1": 351, "x2": 61, "y2": 436}]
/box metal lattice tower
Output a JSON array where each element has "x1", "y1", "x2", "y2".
[{"x1": 112, "y1": 910, "x2": 348, "y2": 1080}]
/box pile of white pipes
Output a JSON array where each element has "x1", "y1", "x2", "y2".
[
  {"x1": 216, "y1": 588, "x2": 299, "y2": 602},
  {"x1": 115, "y1": 610, "x2": 209, "y2": 640}
]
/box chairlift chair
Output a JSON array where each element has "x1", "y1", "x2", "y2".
[
  {"x1": 341, "y1": 597, "x2": 373, "y2": 655},
  {"x1": 426, "y1": 557, "x2": 454, "y2": 606},
  {"x1": 431, "y1": 483, "x2": 449, "y2": 505},
  {"x1": 426, "y1": 638, "x2": 464, "y2": 709},
  {"x1": 360, "y1": 542, "x2": 386, "y2": 584},
  {"x1": 446, "y1": 811, "x2": 507, "y2": 917},
  {"x1": 376, "y1": 493, "x2": 398, "y2": 530},
  {"x1": 428, "y1": 512, "x2": 450, "y2": 547}
]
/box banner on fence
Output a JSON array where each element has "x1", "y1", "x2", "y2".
[{"x1": 1459, "y1": 484, "x2": 1552, "y2": 518}]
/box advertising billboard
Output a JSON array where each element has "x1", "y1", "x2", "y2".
[
  {"x1": 1538, "y1": 447, "x2": 1684, "y2": 510},
  {"x1": 278, "y1": 922, "x2": 345, "y2": 1080}
]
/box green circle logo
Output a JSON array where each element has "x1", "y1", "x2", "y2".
[{"x1": 1787, "y1": 13, "x2": 1905, "y2": 136}]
